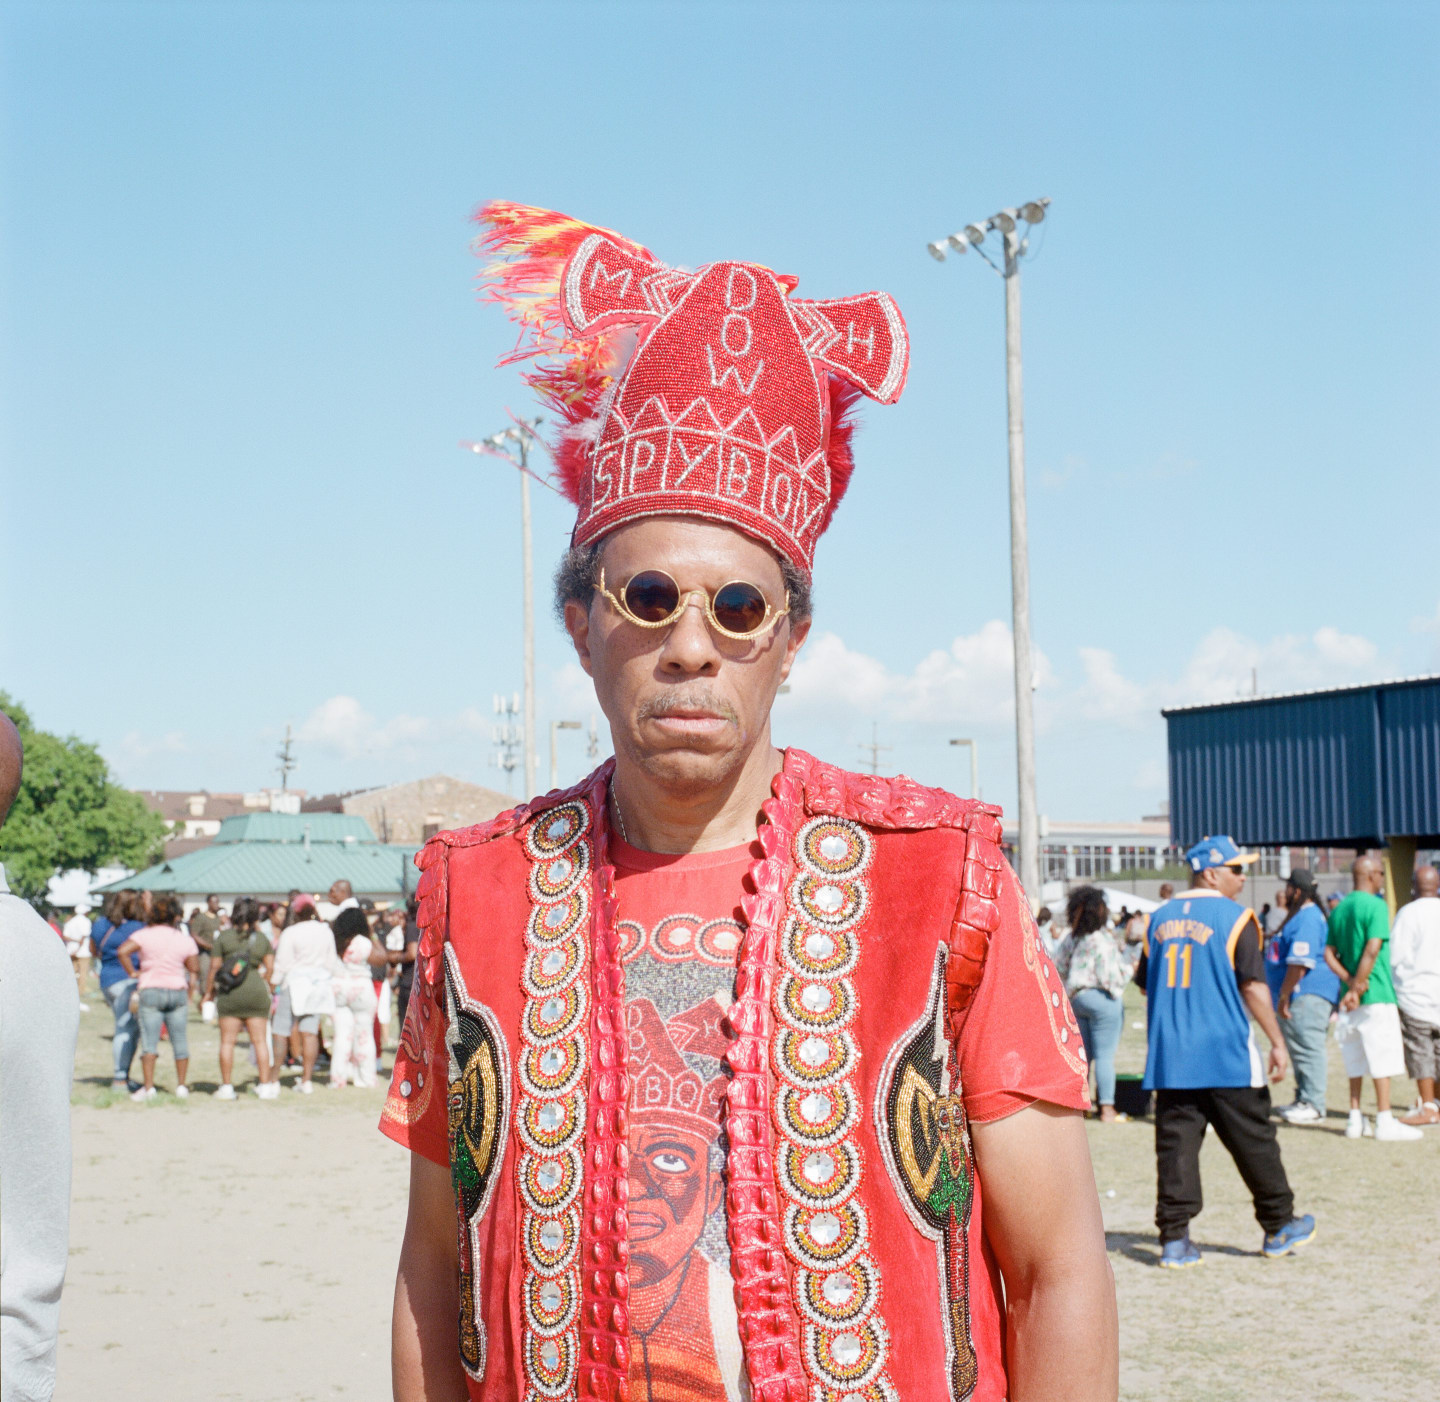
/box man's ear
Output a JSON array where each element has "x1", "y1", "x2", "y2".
[
  {"x1": 564, "y1": 598, "x2": 595, "y2": 678},
  {"x1": 778, "y1": 617, "x2": 810, "y2": 684}
]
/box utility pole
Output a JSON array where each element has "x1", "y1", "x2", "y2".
[
  {"x1": 949, "y1": 737, "x2": 979, "y2": 801},
  {"x1": 859, "y1": 722, "x2": 891, "y2": 777},
  {"x1": 586, "y1": 714, "x2": 601, "y2": 762},
  {"x1": 927, "y1": 198, "x2": 1048, "y2": 904},
  {"x1": 550, "y1": 719, "x2": 582, "y2": 790},
  {"x1": 276, "y1": 723, "x2": 296, "y2": 790},
  {"x1": 469, "y1": 418, "x2": 544, "y2": 798}
]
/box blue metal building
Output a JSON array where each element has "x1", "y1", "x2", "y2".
[{"x1": 1164, "y1": 674, "x2": 1440, "y2": 901}]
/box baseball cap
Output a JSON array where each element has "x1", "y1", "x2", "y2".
[
  {"x1": 1285, "y1": 867, "x2": 1320, "y2": 900},
  {"x1": 1185, "y1": 836, "x2": 1259, "y2": 873}
]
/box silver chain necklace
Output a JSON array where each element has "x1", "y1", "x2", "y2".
[{"x1": 608, "y1": 782, "x2": 631, "y2": 844}]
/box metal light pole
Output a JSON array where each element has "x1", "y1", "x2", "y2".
[
  {"x1": 949, "y1": 737, "x2": 979, "y2": 801},
  {"x1": 550, "y1": 719, "x2": 582, "y2": 790},
  {"x1": 469, "y1": 418, "x2": 544, "y2": 797},
  {"x1": 928, "y1": 199, "x2": 1048, "y2": 903}
]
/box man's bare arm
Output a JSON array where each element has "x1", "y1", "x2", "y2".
[
  {"x1": 972, "y1": 1102, "x2": 1118, "y2": 1402},
  {"x1": 393, "y1": 1153, "x2": 466, "y2": 1402}
]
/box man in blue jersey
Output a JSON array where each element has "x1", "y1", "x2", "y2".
[{"x1": 1138, "y1": 836, "x2": 1316, "y2": 1268}]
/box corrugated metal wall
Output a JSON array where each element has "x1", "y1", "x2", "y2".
[
  {"x1": 1166, "y1": 678, "x2": 1440, "y2": 848},
  {"x1": 1379, "y1": 682, "x2": 1440, "y2": 837}
]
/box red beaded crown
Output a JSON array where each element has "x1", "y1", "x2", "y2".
[{"x1": 475, "y1": 203, "x2": 909, "y2": 575}]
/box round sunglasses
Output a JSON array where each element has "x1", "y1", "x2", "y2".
[{"x1": 597, "y1": 567, "x2": 789, "y2": 641}]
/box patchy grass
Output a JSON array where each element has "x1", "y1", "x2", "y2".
[{"x1": 1093, "y1": 987, "x2": 1440, "y2": 1401}]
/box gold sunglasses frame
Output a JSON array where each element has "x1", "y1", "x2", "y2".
[{"x1": 596, "y1": 567, "x2": 790, "y2": 642}]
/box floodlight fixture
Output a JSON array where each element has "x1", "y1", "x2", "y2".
[
  {"x1": 927, "y1": 241, "x2": 948, "y2": 262},
  {"x1": 946, "y1": 232, "x2": 970, "y2": 253},
  {"x1": 991, "y1": 209, "x2": 1017, "y2": 234},
  {"x1": 1018, "y1": 199, "x2": 1049, "y2": 224},
  {"x1": 963, "y1": 223, "x2": 986, "y2": 245}
]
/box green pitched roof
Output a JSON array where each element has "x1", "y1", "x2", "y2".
[
  {"x1": 97, "y1": 839, "x2": 420, "y2": 897},
  {"x1": 215, "y1": 813, "x2": 376, "y2": 844}
]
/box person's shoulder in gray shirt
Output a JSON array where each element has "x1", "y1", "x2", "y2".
[{"x1": 1, "y1": 708, "x2": 81, "y2": 1402}]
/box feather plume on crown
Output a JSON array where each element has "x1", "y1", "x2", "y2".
[
  {"x1": 472, "y1": 201, "x2": 656, "y2": 506},
  {"x1": 473, "y1": 201, "x2": 875, "y2": 557}
]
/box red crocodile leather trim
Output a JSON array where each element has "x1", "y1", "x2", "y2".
[
  {"x1": 411, "y1": 834, "x2": 449, "y2": 999},
  {"x1": 579, "y1": 773, "x2": 631, "y2": 1402},
  {"x1": 798, "y1": 750, "x2": 1000, "y2": 833},
  {"x1": 727, "y1": 753, "x2": 811, "y2": 1402},
  {"x1": 945, "y1": 822, "x2": 1006, "y2": 1042}
]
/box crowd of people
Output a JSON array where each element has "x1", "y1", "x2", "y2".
[
  {"x1": 72, "y1": 880, "x2": 418, "y2": 1102},
  {"x1": 1039, "y1": 857, "x2": 1440, "y2": 1139}
]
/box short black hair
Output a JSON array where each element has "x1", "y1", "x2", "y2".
[{"x1": 553, "y1": 540, "x2": 812, "y2": 626}]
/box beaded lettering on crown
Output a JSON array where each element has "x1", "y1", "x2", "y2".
[
  {"x1": 516, "y1": 799, "x2": 593, "y2": 1402},
  {"x1": 773, "y1": 816, "x2": 899, "y2": 1402}
]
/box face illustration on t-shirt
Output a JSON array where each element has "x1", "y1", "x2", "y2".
[{"x1": 611, "y1": 838, "x2": 753, "y2": 1402}]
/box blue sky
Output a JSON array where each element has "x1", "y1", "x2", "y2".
[{"x1": 3, "y1": 1, "x2": 1437, "y2": 820}]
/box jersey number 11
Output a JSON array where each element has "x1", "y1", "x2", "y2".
[{"x1": 1163, "y1": 942, "x2": 1193, "y2": 989}]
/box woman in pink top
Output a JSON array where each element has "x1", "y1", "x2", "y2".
[{"x1": 118, "y1": 893, "x2": 199, "y2": 1102}]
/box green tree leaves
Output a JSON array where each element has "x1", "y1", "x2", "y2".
[{"x1": 0, "y1": 692, "x2": 166, "y2": 902}]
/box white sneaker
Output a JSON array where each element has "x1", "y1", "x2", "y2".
[
  {"x1": 1280, "y1": 1102, "x2": 1322, "y2": 1124},
  {"x1": 174, "y1": 1085, "x2": 190, "y2": 1099},
  {"x1": 255, "y1": 1081, "x2": 280, "y2": 1100},
  {"x1": 78, "y1": 1003, "x2": 91, "y2": 1012},
  {"x1": 295, "y1": 1080, "x2": 315, "y2": 1095},
  {"x1": 131, "y1": 1086, "x2": 157, "y2": 1103},
  {"x1": 1375, "y1": 1112, "x2": 1424, "y2": 1142},
  {"x1": 1345, "y1": 1110, "x2": 1368, "y2": 1139},
  {"x1": 213, "y1": 1084, "x2": 236, "y2": 1100}
]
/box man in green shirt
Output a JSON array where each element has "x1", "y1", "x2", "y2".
[{"x1": 1325, "y1": 855, "x2": 1422, "y2": 1142}]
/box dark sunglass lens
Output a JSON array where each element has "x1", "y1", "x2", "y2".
[
  {"x1": 713, "y1": 581, "x2": 768, "y2": 634},
  {"x1": 624, "y1": 571, "x2": 680, "y2": 623}
]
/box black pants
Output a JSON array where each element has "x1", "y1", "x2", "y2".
[{"x1": 1154, "y1": 1087, "x2": 1294, "y2": 1242}]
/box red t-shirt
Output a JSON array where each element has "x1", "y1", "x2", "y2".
[{"x1": 608, "y1": 836, "x2": 752, "y2": 1402}]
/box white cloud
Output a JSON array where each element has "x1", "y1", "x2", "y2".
[
  {"x1": 297, "y1": 696, "x2": 431, "y2": 760},
  {"x1": 784, "y1": 617, "x2": 1388, "y2": 744},
  {"x1": 785, "y1": 623, "x2": 1043, "y2": 730},
  {"x1": 113, "y1": 729, "x2": 189, "y2": 765},
  {"x1": 1073, "y1": 647, "x2": 1151, "y2": 724},
  {"x1": 1168, "y1": 625, "x2": 1378, "y2": 706}
]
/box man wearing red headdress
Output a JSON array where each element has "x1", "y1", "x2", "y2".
[{"x1": 382, "y1": 206, "x2": 1117, "y2": 1402}]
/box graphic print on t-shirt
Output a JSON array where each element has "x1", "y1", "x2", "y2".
[{"x1": 612, "y1": 843, "x2": 752, "y2": 1402}]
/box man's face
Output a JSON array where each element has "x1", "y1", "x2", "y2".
[
  {"x1": 1214, "y1": 863, "x2": 1247, "y2": 899},
  {"x1": 565, "y1": 517, "x2": 809, "y2": 797},
  {"x1": 328, "y1": 882, "x2": 345, "y2": 905},
  {"x1": 626, "y1": 1120, "x2": 723, "y2": 1288},
  {"x1": 207, "y1": 896, "x2": 220, "y2": 914}
]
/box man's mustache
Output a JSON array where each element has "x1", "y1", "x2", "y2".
[{"x1": 637, "y1": 690, "x2": 739, "y2": 724}]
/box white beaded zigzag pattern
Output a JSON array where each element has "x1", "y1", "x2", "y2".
[
  {"x1": 773, "y1": 817, "x2": 898, "y2": 1402},
  {"x1": 517, "y1": 800, "x2": 593, "y2": 1402}
]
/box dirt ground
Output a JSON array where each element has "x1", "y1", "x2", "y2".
[{"x1": 59, "y1": 988, "x2": 1440, "y2": 1401}]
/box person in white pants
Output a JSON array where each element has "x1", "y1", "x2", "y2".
[{"x1": 330, "y1": 907, "x2": 380, "y2": 1088}]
